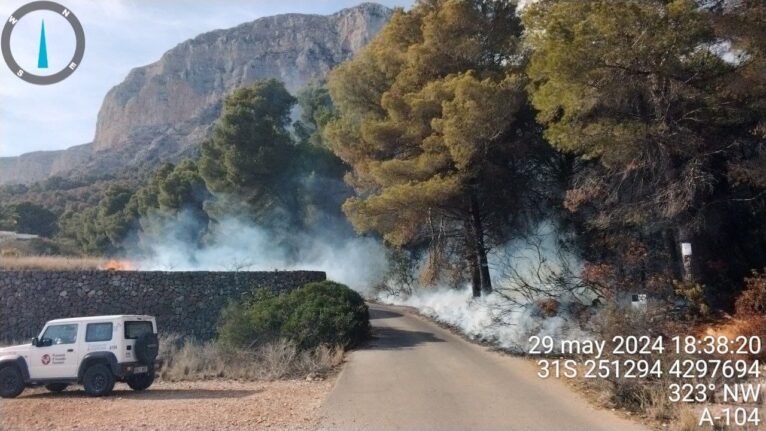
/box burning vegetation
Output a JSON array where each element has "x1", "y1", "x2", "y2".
[
  {"x1": 0, "y1": 257, "x2": 137, "y2": 271},
  {"x1": 100, "y1": 259, "x2": 135, "y2": 271}
]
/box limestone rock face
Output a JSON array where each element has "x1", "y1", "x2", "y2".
[
  {"x1": 1, "y1": 3, "x2": 391, "y2": 185},
  {"x1": 0, "y1": 144, "x2": 92, "y2": 185},
  {"x1": 90, "y1": 3, "x2": 391, "y2": 166}
]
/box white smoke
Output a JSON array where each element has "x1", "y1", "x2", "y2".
[
  {"x1": 378, "y1": 221, "x2": 595, "y2": 353},
  {"x1": 380, "y1": 287, "x2": 593, "y2": 352},
  {"x1": 132, "y1": 209, "x2": 594, "y2": 353},
  {"x1": 130, "y1": 210, "x2": 389, "y2": 291}
]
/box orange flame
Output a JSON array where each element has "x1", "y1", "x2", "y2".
[{"x1": 101, "y1": 259, "x2": 134, "y2": 271}]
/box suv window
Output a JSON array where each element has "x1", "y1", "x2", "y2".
[
  {"x1": 41, "y1": 324, "x2": 78, "y2": 345},
  {"x1": 86, "y1": 323, "x2": 113, "y2": 342},
  {"x1": 125, "y1": 321, "x2": 153, "y2": 339}
]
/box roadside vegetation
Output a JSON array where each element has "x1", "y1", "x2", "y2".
[
  {"x1": 0, "y1": 256, "x2": 105, "y2": 271},
  {"x1": 218, "y1": 281, "x2": 370, "y2": 350},
  {"x1": 159, "y1": 336, "x2": 343, "y2": 382},
  {"x1": 160, "y1": 280, "x2": 368, "y2": 382},
  {"x1": 576, "y1": 306, "x2": 766, "y2": 429}
]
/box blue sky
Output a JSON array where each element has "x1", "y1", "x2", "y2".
[{"x1": 0, "y1": 1, "x2": 414, "y2": 157}]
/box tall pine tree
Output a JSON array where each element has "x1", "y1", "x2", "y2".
[
  {"x1": 524, "y1": 0, "x2": 766, "y2": 289},
  {"x1": 326, "y1": 0, "x2": 537, "y2": 295}
]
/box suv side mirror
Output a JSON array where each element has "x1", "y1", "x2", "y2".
[
  {"x1": 31, "y1": 337, "x2": 38, "y2": 347},
  {"x1": 35, "y1": 338, "x2": 52, "y2": 348}
]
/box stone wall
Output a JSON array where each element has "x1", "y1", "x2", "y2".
[{"x1": 0, "y1": 270, "x2": 326, "y2": 341}]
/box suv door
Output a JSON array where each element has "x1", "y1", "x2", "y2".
[{"x1": 29, "y1": 323, "x2": 81, "y2": 380}]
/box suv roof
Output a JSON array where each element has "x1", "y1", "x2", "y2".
[{"x1": 46, "y1": 315, "x2": 154, "y2": 324}]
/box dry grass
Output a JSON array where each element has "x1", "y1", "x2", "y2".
[
  {"x1": 0, "y1": 256, "x2": 106, "y2": 271},
  {"x1": 158, "y1": 335, "x2": 344, "y2": 382},
  {"x1": 583, "y1": 305, "x2": 752, "y2": 431},
  {"x1": 676, "y1": 406, "x2": 703, "y2": 431},
  {"x1": 1, "y1": 336, "x2": 344, "y2": 382}
]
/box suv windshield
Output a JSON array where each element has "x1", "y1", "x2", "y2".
[{"x1": 124, "y1": 321, "x2": 153, "y2": 339}]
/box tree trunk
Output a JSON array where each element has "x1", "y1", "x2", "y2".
[
  {"x1": 470, "y1": 192, "x2": 492, "y2": 294},
  {"x1": 665, "y1": 228, "x2": 683, "y2": 280},
  {"x1": 464, "y1": 220, "x2": 482, "y2": 297},
  {"x1": 470, "y1": 251, "x2": 482, "y2": 298}
]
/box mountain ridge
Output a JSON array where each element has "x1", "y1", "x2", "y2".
[{"x1": 0, "y1": 3, "x2": 392, "y2": 186}]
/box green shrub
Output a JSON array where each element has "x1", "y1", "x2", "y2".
[
  {"x1": 218, "y1": 281, "x2": 370, "y2": 350},
  {"x1": 282, "y1": 281, "x2": 371, "y2": 349}
]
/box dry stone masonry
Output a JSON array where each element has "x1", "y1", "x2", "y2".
[{"x1": 0, "y1": 270, "x2": 325, "y2": 341}]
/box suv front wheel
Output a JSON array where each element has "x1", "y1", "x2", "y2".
[
  {"x1": 0, "y1": 366, "x2": 25, "y2": 399},
  {"x1": 126, "y1": 370, "x2": 154, "y2": 391},
  {"x1": 82, "y1": 364, "x2": 115, "y2": 397}
]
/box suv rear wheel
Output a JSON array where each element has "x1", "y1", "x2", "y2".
[
  {"x1": 45, "y1": 383, "x2": 69, "y2": 393},
  {"x1": 126, "y1": 370, "x2": 154, "y2": 391},
  {"x1": 82, "y1": 364, "x2": 115, "y2": 397},
  {"x1": 0, "y1": 366, "x2": 24, "y2": 399}
]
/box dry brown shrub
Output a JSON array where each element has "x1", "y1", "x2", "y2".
[
  {"x1": 702, "y1": 316, "x2": 766, "y2": 361},
  {"x1": 418, "y1": 258, "x2": 441, "y2": 288},
  {"x1": 158, "y1": 334, "x2": 343, "y2": 382},
  {"x1": 537, "y1": 298, "x2": 560, "y2": 317},
  {"x1": 580, "y1": 262, "x2": 618, "y2": 298},
  {"x1": 735, "y1": 269, "x2": 766, "y2": 316},
  {"x1": 675, "y1": 406, "x2": 712, "y2": 431},
  {"x1": 643, "y1": 383, "x2": 676, "y2": 423},
  {"x1": 588, "y1": 305, "x2": 709, "y2": 427},
  {"x1": 564, "y1": 180, "x2": 604, "y2": 212}
]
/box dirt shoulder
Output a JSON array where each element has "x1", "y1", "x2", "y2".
[{"x1": 0, "y1": 379, "x2": 334, "y2": 431}]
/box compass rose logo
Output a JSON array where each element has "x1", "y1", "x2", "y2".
[{"x1": 1, "y1": 1, "x2": 85, "y2": 85}]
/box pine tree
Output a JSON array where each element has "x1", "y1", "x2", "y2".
[
  {"x1": 199, "y1": 80, "x2": 300, "y2": 226},
  {"x1": 326, "y1": 0, "x2": 535, "y2": 295},
  {"x1": 524, "y1": 0, "x2": 765, "y2": 285}
]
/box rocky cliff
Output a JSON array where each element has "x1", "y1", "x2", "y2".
[
  {"x1": 0, "y1": 144, "x2": 93, "y2": 185},
  {"x1": 0, "y1": 3, "x2": 391, "y2": 185}
]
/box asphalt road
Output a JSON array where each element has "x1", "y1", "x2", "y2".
[{"x1": 320, "y1": 303, "x2": 649, "y2": 431}]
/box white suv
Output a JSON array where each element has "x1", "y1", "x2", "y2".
[{"x1": 0, "y1": 315, "x2": 160, "y2": 398}]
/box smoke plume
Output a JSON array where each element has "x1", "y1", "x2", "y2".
[
  {"x1": 379, "y1": 222, "x2": 595, "y2": 353},
  {"x1": 132, "y1": 209, "x2": 594, "y2": 353},
  {"x1": 130, "y1": 209, "x2": 389, "y2": 291},
  {"x1": 380, "y1": 287, "x2": 593, "y2": 352}
]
